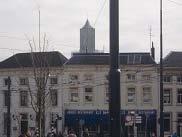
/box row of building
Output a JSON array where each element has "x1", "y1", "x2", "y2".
[{"x1": 0, "y1": 20, "x2": 181, "y2": 137}]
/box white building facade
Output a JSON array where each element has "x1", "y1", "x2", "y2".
[
  {"x1": 0, "y1": 52, "x2": 67, "y2": 137},
  {"x1": 63, "y1": 52, "x2": 159, "y2": 137}
]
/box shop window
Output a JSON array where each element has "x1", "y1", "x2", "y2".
[
  {"x1": 177, "y1": 89, "x2": 182, "y2": 104},
  {"x1": 20, "y1": 91, "x2": 28, "y2": 107},
  {"x1": 50, "y1": 77, "x2": 58, "y2": 85},
  {"x1": 19, "y1": 78, "x2": 28, "y2": 85},
  {"x1": 84, "y1": 87, "x2": 93, "y2": 103},
  {"x1": 127, "y1": 88, "x2": 136, "y2": 103},
  {"x1": 164, "y1": 113, "x2": 171, "y2": 132},
  {"x1": 143, "y1": 87, "x2": 152, "y2": 104},
  {"x1": 163, "y1": 75, "x2": 172, "y2": 83},
  {"x1": 163, "y1": 89, "x2": 172, "y2": 105},
  {"x1": 50, "y1": 89, "x2": 58, "y2": 106},
  {"x1": 69, "y1": 88, "x2": 79, "y2": 102}
]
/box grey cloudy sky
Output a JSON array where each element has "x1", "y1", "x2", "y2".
[{"x1": 0, "y1": 0, "x2": 182, "y2": 61}]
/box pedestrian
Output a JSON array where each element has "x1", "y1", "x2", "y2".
[
  {"x1": 172, "y1": 132, "x2": 177, "y2": 137},
  {"x1": 83, "y1": 128, "x2": 89, "y2": 137},
  {"x1": 68, "y1": 130, "x2": 77, "y2": 137}
]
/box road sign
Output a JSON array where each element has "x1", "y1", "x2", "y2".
[{"x1": 135, "y1": 116, "x2": 142, "y2": 124}]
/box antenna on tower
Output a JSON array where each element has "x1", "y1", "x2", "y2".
[{"x1": 149, "y1": 25, "x2": 152, "y2": 49}]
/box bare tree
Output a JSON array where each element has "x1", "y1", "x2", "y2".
[{"x1": 27, "y1": 34, "x2": 53, "y2": 137}]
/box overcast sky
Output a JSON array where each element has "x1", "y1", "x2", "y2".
[{"x1": 0, "y1": 0, "x2": 182, "y2": 62}]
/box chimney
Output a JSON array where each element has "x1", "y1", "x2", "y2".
[{"x1": 151, "y1": 41, "x2": 155, "y2": 60}]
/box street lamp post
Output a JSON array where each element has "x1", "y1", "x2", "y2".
[
  {"x1": 159, "y1": 0, "x2": 164, "y2": 136},
  {"x1": 109, "y1": 0, "x2": 121, "y2": 137}
]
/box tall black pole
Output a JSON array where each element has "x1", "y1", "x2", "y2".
[
  {"x1": 7, "y1": 76, "x2": 11, "y2": 137},
  {"x1": 160, "y1": 0, "x2": 164, "y2": 136},
  {"x1": 109, "y1": 0, "x2": 121, "y2": 137}
]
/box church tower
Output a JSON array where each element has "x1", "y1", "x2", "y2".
[{"x1": 80, "y1": 20, "x2": 95, "y2": 53}]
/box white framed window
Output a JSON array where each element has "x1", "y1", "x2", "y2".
[
  {"x1": 177, "y1": 75, "x2": 182, "y2": 83},
  {"x1": 84, "y1": 87, "x2": 93, "y2": 103},
  {"x1": 69, "y1": 88, "x2": 79, "y2": 102},
  {"x1": 177, "y1": 88, "x2": 182, "y2": 104},
  {"x1": 4, "y1": 78, "x2": 9, "y2": 86},
  {"x1": 69, "y1": 74, "x2": 79, "y2": 84},
  {"x1": 3, "y1": 90, "x2": 8, "y2": 107},
  {"x1": 50, "y1": 77, "x2": 58, "y2": 85},
  {"x1": 163, "y1": 89, "x2": 172, "y2": 105},
  {"x1": 84, "y1": 74, "x2": 93, "y2": 81},
  {"x1": 127, "y1": 74, "x2": 136, "y2": 81},
  {"x1": 105, "y1": 86, "x2": 109, "y2": 103},
  {"x1": 134, "y1": 55, "x2": 141, "y2": 64},
  {"x1": 20, "y1": 90, "x2": 28, "y2": 107},
  {"x1": 127, "y1": 88, "x2": 136, "y2": 103},
  {"x1": 50, "y1": 89, "x2": 58, "y2": 106},
  {"x1": 163, "y1": 75, "x2": 172, "y2": 83},
  {"x1": 19, "y1": 78, "x2": 28, "y2": 85},
  {"x1": 164, "y1": 113, "x2": 171, "y2": 133},
  {"x1": 143, "y1": 87, "x2": 152, "y2": 104},
  {"x1": 142, "y1": 74, "x2": 151, "y2": 81},
  {"x1": 3, "y1": 112, "x2": 7, "y2": 134}
]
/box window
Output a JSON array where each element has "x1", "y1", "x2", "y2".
[
  {"x1": 143, "y1": 87, "x2": 152, "y2": 103},
  {"x1": 50, "y1": 89, "x2": 58, "y2": 106},
  {"x1": 177, "y1": 113, "x2": 182, "y2": 135},
  {"x1": 4, "y1": 91, "x2": 8, "y2": 106},
  {"x1": 19, "y1": 78, "x2": 28, "y2": 85},
  {"x1": 127, "y1": 88, "x2": 136, "y2": 103},
  {"x1": 127, "y1": 55, "x2": 134, "y2": 64},
  {"x1": 4, "y1": 78, "x2": 9, "y2": 86},
  {"x1": 163, "y1": 89, "x2": 172, "y2": 104},
  {"x1": 164, "y1": 113, "x2": 171, "y2": 132},
  {"x1": 84, "y1": 87, "x2": 93, "y2": 103},
  {"x1": 70, "y1": 75, "x2": 78, "y2": 81},
  {"x1": 127, "y1": 74, "x2": 136, "y2": 81},
  {"x1": 177, "y1": 75, "x2": 182, "y2": 83},
  {"x1": 163, "y1": 75, "x2": 172, "y2": 83},
  {"x1": 3, "y1": 113, "x2": 7, "y2": 134},
  {"x1": 105, "y1": 86, "x2": 109, "y2": 103},
  {"x1": 134, "y1": 55, "x2": 141, "y2": 64},
  {"x1": 142, "y1": 75, "x2": 151, "y2": 81},
  {"x1": 50, "y1": 77, "x2": 58, "y2": 85},
  {"x1": 84, "y1": 74, "x2": 93, "y2": 81},
  {"x1": 20, "y1": 91, "x2": 28, "y2": 107},
  {"x1": 69, "y1": 88, "x2": 79, "y2": 102},
  {"x1": 177, "y1": 88, "x2": 182, "y2": 104}
]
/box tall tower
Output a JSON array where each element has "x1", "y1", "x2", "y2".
[{"x1": 80, "y1": 20, "x2": 95, "y2": 53}]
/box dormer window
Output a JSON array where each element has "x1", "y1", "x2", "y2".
[{"x1": 127, "y1": 54, "x2": 141, "y2": 64}]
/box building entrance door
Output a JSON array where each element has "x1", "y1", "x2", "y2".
[{"x1": 20, "y1": 113, "x2": 28, "y2": 134}]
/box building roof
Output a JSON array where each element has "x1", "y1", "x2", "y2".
[
  {"x1": 81, "y1": 19, "x2": 94, "y2": 29},
  {"x1": 66, "y1": 52, "x2": 156, "y2": 65},
  {"x1": 163, "y1": 51, "x2": 182, "y2": 67},
  {"x1": 0, "y1": 51, "x2": 68, "y2": 69}
]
